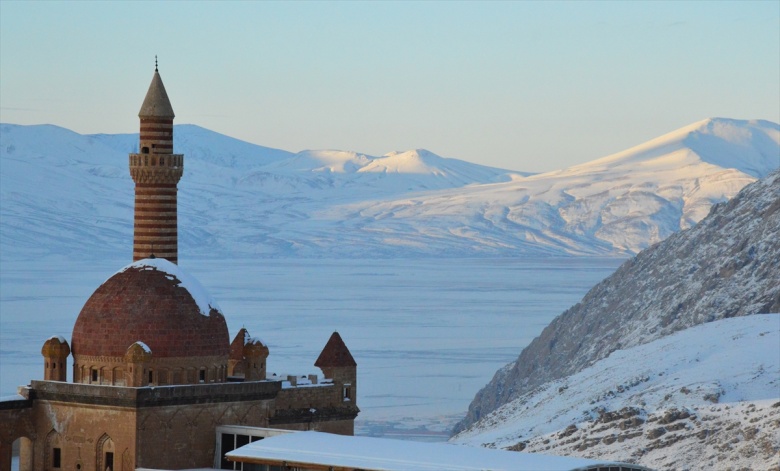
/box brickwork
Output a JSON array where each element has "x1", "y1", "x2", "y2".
[
  {"x1": 228, "y1": 329, "x2": 270, "y2": 381},
  {"x1": 131, "y1": 71, "x2": 182, "y2": 264},
  {"x1": 72, "y1": 354, "x2": 228, "y2": 387},
  {"x1": 71, "y1": 264, "x2": 230, "y2": 359},
  {"x1": 41, "y1": 337, "x2": 69, "y2": 382},
  {"x1": 129, "y1": 160, "x2": 183, "y2": 263},
  {"x1": 29, "y1": 401, "x2": 137, "y2": 471},
  {"x1": 0, "y1": 399, "x2": 34, "y2": 471},
  {"x1": 138, "y1": 117, "x2": 173, "y2": 155},
  {"x1": 136, "y1": 399, "x2": 271, "y2": 469},
  {"x1": 0, "y1": 379, "x2": 351, "y2": 470}
]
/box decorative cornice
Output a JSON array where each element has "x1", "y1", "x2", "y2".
[
  {"x1": 30, "y1": 380, "x2": 281, "y2": 408},
  {"x1": 129, "y1": 168, "x2": 183, "y2": 184}
]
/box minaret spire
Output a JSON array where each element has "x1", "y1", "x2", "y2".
[{"x1": 128, "y1": 67, "x2": 183, "y2": 263}]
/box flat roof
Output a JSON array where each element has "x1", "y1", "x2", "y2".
[{"x1": 227, "y1": 431, "x2": 652, "y2": 471}]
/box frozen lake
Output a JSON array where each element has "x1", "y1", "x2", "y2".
[{"x1": 0, "y1": 257, "x2": 622, "y2": 439}]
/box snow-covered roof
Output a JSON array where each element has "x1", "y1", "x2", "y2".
[{"x1": 226, "y1": 431, "x2": 651, "y2": 471}]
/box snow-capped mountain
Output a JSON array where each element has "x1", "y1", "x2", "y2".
[
  {"x1": 0, "y1": 118, "x2": 777, "y2": 260},
  {"x1": 328, "y1": 118, "x2": 779, "y2": 255},
  {"x1": 452, "y1": 170, "x2": 780, "y2": 468},
  {"x1": 452, "y1": 314, "x2": 780, "y2": 470}
]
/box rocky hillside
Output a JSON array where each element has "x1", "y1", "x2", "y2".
[
  {"x1": 453, "y1": 315, "x2": 780, "y2": 470},
  {"x1": 518, "y1": 401, "x2": 780, "y2": 470},
  {"x1": 454, "y1": 169, "x2": 780, "y2": 434}
]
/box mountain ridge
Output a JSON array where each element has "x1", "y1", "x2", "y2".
[
  {"x1": 453, "y1": 169, "x2": 780, "y2": 438},
  {"x1": 1, "y1": 118, "x2": 777, "y2": 261}
]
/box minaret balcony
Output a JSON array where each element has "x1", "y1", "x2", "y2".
[{"x1": 129, "y1": 153, "x2": 184, "y2": 184}]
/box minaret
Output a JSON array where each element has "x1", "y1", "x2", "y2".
[{"x1": 129, "y1": 61, "x2": 183, "y2": 263}]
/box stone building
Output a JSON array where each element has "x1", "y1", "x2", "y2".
[{"x1": 0, "y1": 66, "x2": 358, "y2": 471}]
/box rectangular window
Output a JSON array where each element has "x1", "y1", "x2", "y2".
[
  {"x1": 148, "y1": 370, "x2": 154, "y2": 384},
  {"x1": 92, "y1": 369, "x2": 98, "y2": 382},
  {"x1": 199, "y1": 369, "x2": 206, "y2": 383},
  {"x1": 53, "y1": 447, "x2": 61, "y2": 468},
  {"x1": 106, "y1": 452, "x2": 114, "y2": 470},
  {"x1": 220, "y1": 433, "x2": 259, "y2": 470},
  {"x1": 220, "y1": 433, "x2": 233, "y2": 469}
]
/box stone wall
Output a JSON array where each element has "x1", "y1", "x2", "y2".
[
  {"x1": 272, "y1": 385, "x2": 358, "y2": 435},
  {"x1": 1, "y1": 378, "x2": 356, "y2": 470},
  {"x1": 0, "y1": 397, "x2": 34, "y2": 471},
  {"x1": 135, "y1": 399, "x2": 273, "y2": 469},
  {"x1": 29, "y1": 400, "x2": 137, "y2": 471}
]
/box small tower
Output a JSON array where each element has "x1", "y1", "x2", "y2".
[
  {"x1": 41, "y1": 336, "x2": 70, "y2": 381},
  {"x1": 315, "y1": 332, "x2": 357, "y2": 404},
  {"x1": 228, "y1": 328, "x2": 269, "y2": 381},
  {"x1": 244, "y1": 338, "x2": 269, "y2": 381},
  {"x1": 129, "y1": 62, "x2": 184, "y2": 263},
  {"x1": 124, "y1": 341, "x2": 152, "y2": 387}
]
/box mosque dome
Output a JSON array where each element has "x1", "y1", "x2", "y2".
[{"x1": 71, "y1": 258, "x2": 229, "y2": 359}]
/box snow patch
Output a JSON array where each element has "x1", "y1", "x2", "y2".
[{"x1": 132, "y1": 341, "x2": 152, "y2": 354}]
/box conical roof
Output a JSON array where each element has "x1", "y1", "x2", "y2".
[
  {"x1": 314, "y1": 332, "x2": 356, "y2": 367},
  {"x1": 138, "y1": 70, "x2": 175, "y2": 118}
]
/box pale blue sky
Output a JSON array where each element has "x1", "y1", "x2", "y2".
[{"x1": 1, "y1": 1, "x2": 778, "y2": 171}]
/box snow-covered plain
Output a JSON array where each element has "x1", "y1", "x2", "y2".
[{"x1": 0, "y1": 257, "x2": 622, "y2": 437}]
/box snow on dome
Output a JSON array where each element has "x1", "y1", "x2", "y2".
[
  {"x1": 49, "y1": 335, "x2": 67, "y2": 343},
  {"x1": 116, "y1": 258, "x2": 221, "y2": 317},
  {"x1": 73, "y1": 258, "x2": 230, "y2": 359},
  {"x1": 132, "y1": 341, "x2": 152, "y2": 354}
]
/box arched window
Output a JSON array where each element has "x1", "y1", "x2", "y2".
[
  {"x1": 45, "y1": 429, "x2": 62, "y2": 470},
  {"x1": 96, "y1": 433, "x2": 115, "y2": 471}
]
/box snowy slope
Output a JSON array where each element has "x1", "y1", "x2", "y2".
[
  {"x1": 1, "y1": 118, "x2": 777, "y2": 260},
  {"x1": 455, "y1": 169, "x2": 780, "y2": 435},
  {"x1": 327, "y1": 118, "x2": 779, "y2": 255},
  {"x1": 452, "y1": 314, "x2": 780, "y2": 470}
]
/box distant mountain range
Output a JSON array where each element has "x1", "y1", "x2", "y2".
[
  {"x1": 1, "y1": 118, "x2": 778, "y2": 261},
  {"x1": 452, "y1": 169, "x2": 780, "y2": 469}
]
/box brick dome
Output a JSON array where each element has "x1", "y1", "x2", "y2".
[{"x1": 71, "y1": 258, "x2": 229, "y2": 359}]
